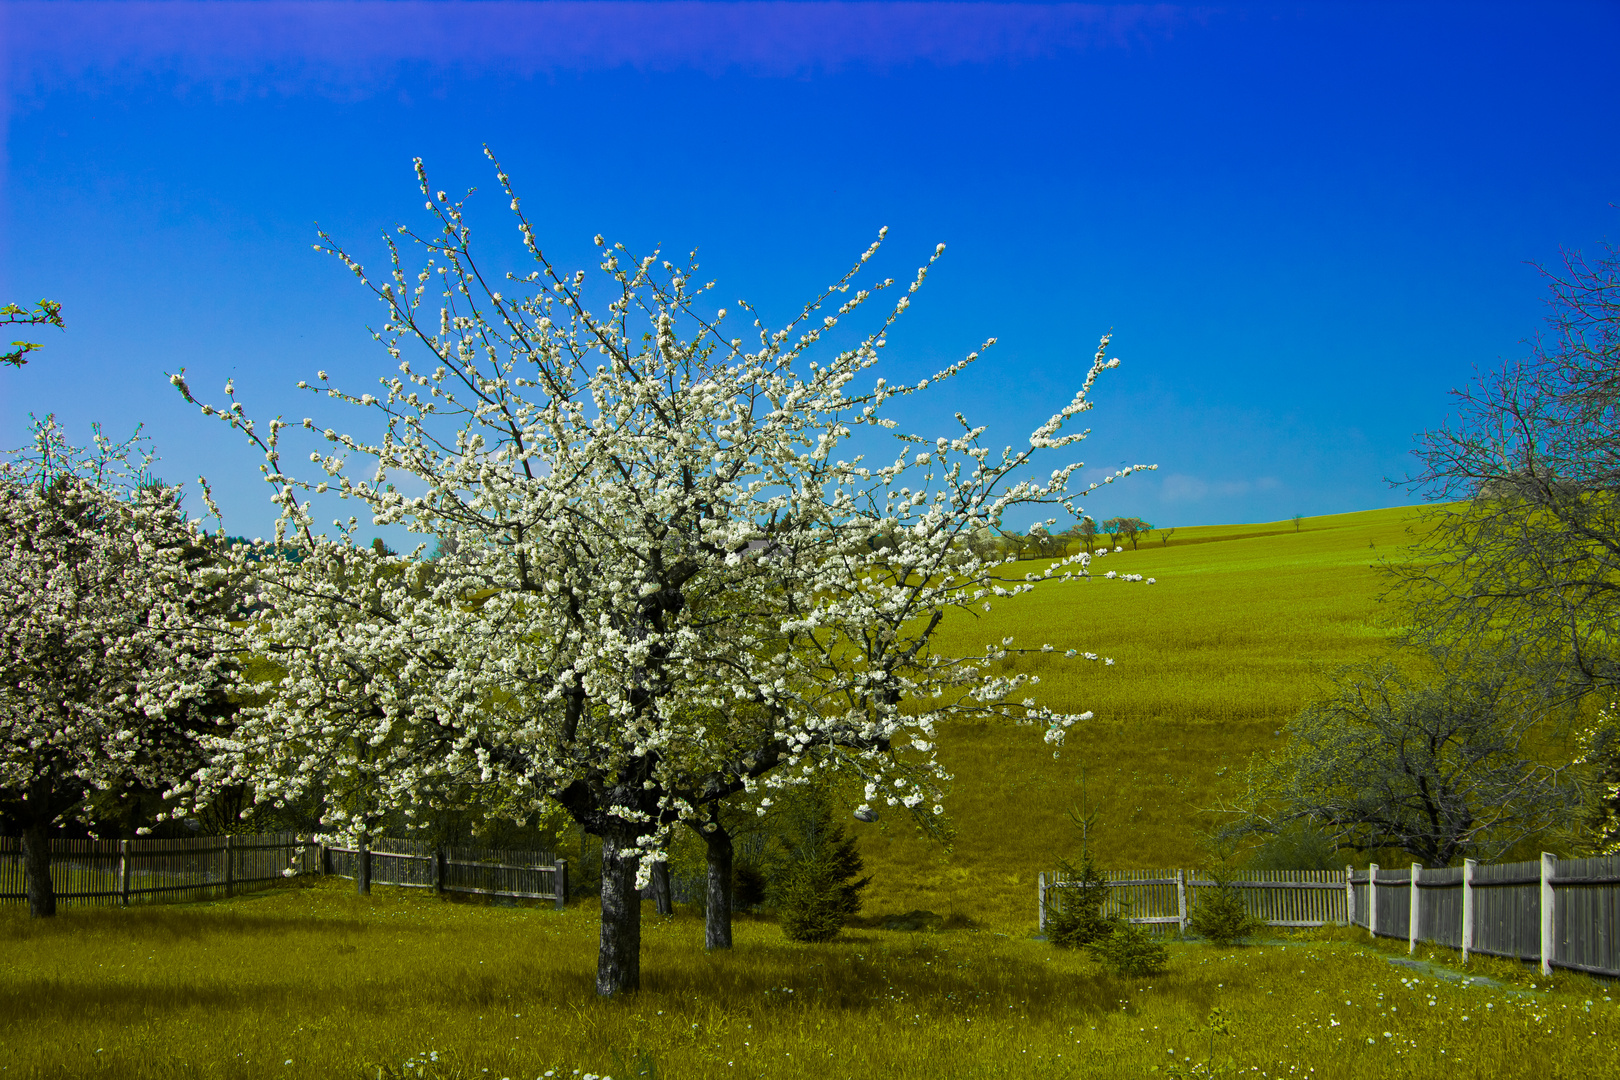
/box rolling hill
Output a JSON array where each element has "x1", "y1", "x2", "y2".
[{"x1": 850, "y1": 505, "x2": 1431, "y2": 929}]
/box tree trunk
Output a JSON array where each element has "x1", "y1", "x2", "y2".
[
  {"x1": 651, "y1": 857, "x2": 673, "y2": 916},
  {"x1": 597, "y1": 825, "x2": 643, "y2": 996},
  {"x1": 356, "y1": 832, "x2": 371, "y2": 896},
  {"x1": 701, "y1": 820, "x2": 734, "y2": 950},
  {"x1": 21, "y1": 821, "x2": 56, "y2": 919}
]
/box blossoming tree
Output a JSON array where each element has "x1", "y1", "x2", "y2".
[
  {"x1": 170, "y1": 150, "x2": 1153, "y2": 995},
  {"x1": 0, "y1": 419, "x2": 237, "y2": 917}
]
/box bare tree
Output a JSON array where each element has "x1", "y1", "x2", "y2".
[
  {"x1": 1219, "y1": 654, "x2": 1576, "y2": 866},
  {"x1": 1397, "y1": 240, "x2": 1620, "y2": 702}
]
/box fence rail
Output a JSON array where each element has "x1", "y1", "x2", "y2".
[
  {"x1": 1038, "y1": 867, "x2": 1348, "y2": 937},
  {"x1": 320, "y1": 835, "x2": 568, "y2": 909},
  {"x1": 1350, "y1": 853, "x2": 1620, "y2": 978},
  {"x1": 1040, "y1": 853, "x2": 1620, "y2": 979},
  {"x1": 0, "y1": 832, "x2": 569, "y2": 911},
  {"x1": 0, "y1": 832, "x2": 317, "y2": 907}
]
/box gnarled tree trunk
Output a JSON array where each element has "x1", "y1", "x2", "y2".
[
  {"x1": 597, "y1": 823, "x2": 643, "y2": 996},
  {"x1": 700, "y1": 819, "x2": 734, "y2": 949},
  {"x1": 21, "y1": 821, "x2": 56, "y2": 919}
]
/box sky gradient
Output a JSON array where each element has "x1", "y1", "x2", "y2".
[{"x1": 4, "y1": 1, "x2": 1618, "y2": 538}]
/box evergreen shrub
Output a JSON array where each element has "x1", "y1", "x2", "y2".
[
  {"x1": 769, "y1": 787, "x2": 870, "y2": 943},
  {"x1": 1188, "y1": 863, "x2": 1266, "y2": 946},
  {"x1": 1045, "y1": 850, "x2": 1119, "y2": 949},
  {"x1": 1086, "y1": 921, "x2": 1169, "y2": 976}
]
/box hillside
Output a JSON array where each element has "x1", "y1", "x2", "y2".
[{"x1": 850, "y1": 505, "x2": 1430, "y2": 929}]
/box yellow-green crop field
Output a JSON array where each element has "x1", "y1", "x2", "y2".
[
  {"x1": 3, "y1": 878, "x2": 1616, "y2": 1080},
  {"x1": 852, "y1": 506, "x2": 1436, "y2": 928}
]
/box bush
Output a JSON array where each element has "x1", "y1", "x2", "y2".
[
  {"x1": 1188, "y1": 863, "x2": 1266, "y2": 946},
  {"x1": 768, "y1": 787, "x2": 871, "y2": 943},
  {"x1": 1247, "y1": 821, "x2": 1340, "y2": 872},
  {"x1": 1046, "y1": 849, "x2": 1119, "y2": 949},
  {"x1": 1086, "y1": 921, "x2": 1169, "y2": 975},
  {"x1": 734, "y1": 863, "x2": 768, "y2": 910}
]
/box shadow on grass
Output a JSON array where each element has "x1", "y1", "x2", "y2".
[
  {"x1": 627, "y1": 931, "x2": 1175, "y2": 1024},
  {"x1": 0, "y1": 905, "x2": 372, "y2": 943}
]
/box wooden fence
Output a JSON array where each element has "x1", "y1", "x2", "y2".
[
  {"x1": 1037, "y1": 868, "x2": 1347, "y2": 937},
  {"x1": 1350, "y1": 853, "x2": 1620, "y2": 978},
  {"x1": 0, "y1": 832, "x2": 569, "y2": 910},
  {"x1": 0, "y1": 832, "x2": 317, "y2": 907},
  {"x1": 1040, "y1": 854, "x2": 1620, "y2": 979},
  {"x1": 320, "y1": 835, "x2": 568, "y2": 909}
]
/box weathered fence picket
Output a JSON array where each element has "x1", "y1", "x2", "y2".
[{"x1": 1040, "y1": 853, "x2": 1620, "y2": 979}]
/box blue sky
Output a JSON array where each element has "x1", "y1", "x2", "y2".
[{"x1": 3, "y1": 1, "x2": 1617, "y2": 538}]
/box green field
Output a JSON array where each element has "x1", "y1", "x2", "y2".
[
  {"x1": 851, "y1": 506, "x2": 1431, "y2": 928},
  {"x1": 10, "y1": 505, "x2": 1617, "y2": 1080},
  {"x1": 3, "y1": 878, "x2": 1615, "y2": 1080}
]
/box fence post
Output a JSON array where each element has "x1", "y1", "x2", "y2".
[
  {"x1": 1176, "y1": 869, "x2": 1188, "y2": 935},
  {"x1": 1367, "y1": 863, "x2": 1379, "y2": 938},
  {"x1": 224, "y1": 835, "x2": 235, "y2": 899},
  {"x1": 319, "y1": 843, "x2": 330, "y2": 876},
  {"x1": 554, "y1": 857, "x2": 568, "y2": 911},
  {"x1": 1540, "y1": 851, "x2": 1555, "y2": 977},
  {"x1": 119, "y1": 840, "x2": 131, "y2": 906},
  {"x1": 1345, "y1": 865, "x2": 1355, "y2": 927},
  {"x1": 1037, "y1": 872, "x2": 1047, "y2": 933},
  {"x1": 1408, "y1": 862, "x2": 1421, "y2": 954},
  {"x1": 434, "y1": 846, "x2": 445, "y2": 896},
  {"x1": 1461, "y1": 859, "x2": 1476, "y2": 964}
]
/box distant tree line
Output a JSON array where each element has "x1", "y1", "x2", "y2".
[{"x1": 978, "y1": 514, "x2": 1156, "y2": 559}]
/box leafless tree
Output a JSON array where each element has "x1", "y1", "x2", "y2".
[
  {"x1": 1219, "y1": 654, "x2": 1577, "y2": 866},
  {"x1": 1397, "y1": 239, "x2": 1620, "y2": 702}
]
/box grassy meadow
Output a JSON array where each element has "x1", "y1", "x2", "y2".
[
  {"x1": 15, "y1": 504, "x2": 1614, "y2": 1080},
  {"x1": 851, "y1": 507, "x2": 1433, "y2": 927},
  {"x1": 3, "y1": 877, "x2": 1616, "y2": 1080}
]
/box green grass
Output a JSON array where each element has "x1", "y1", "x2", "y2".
[
  {"x1": 852, "y1": 507, "x2": 1432, "y2": 928},
  {"x1": 937, "y1": 507, "x2": 1423, "y2": 727},
  {"x1": 18, "y1": 505, "x2": 1611, "y2": 1079},
  {"x1": 3, "y1": 878, "x2": 1616, "y2": 1080}
]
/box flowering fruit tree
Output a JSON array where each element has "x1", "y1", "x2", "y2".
[{"x1": 171, "y1": 151, "x2": 1153, "y2": 994}]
